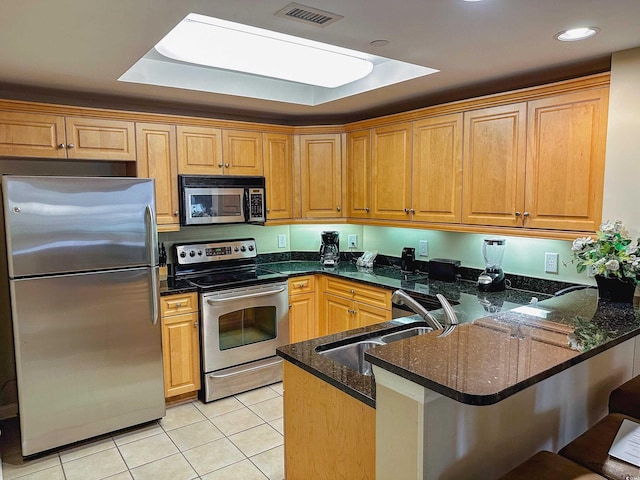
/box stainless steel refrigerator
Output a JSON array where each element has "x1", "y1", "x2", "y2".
[{"x1": 1, "y1": 175, "x2": 165, "y2": 456}]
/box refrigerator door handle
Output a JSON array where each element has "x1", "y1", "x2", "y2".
[
  {"x1": 145, "y1": 204, "x2": 158, "y2": 266},
  {"x1": 150, "y1": 266, "x2": 160, "y2": 325}
]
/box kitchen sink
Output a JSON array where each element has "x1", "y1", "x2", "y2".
[{"x1": 316, "y1": 324, "x2": 432, "y2": 376}]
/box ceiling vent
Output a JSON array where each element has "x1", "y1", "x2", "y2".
[{"x1": 274, "y1": 2, "x2": 343, "y2": 27}]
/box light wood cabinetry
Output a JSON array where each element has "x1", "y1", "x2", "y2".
[
  {"x1": 0, "y1": 111, "x2": 135, "y2": 160},
  {"x1": 371, "y1": 122, "x2": 413, "y2": 221},
  {"x1": 222, "y1": 129, "x2": 263, "y2": 175},
  {"x1": 176, "y1": 125, "x2": 224, "y2": 175},
  {"x1": 283, "y1": 361, "x2": 375, "y2": 480},
  {"x1": 319, "y1": 276, "x2": 391, "y2": 335},
  {"x1": 524, "y1": 88, "x2": 608, "y2": 231},
  {"x1": 412, "y1": 113, "x2": 463, "y2": 223},
  {"x1": 299, "y1": 134, "x2": 343, "y2": 219},
  {"x1": 160, "y1": 292, "x2": 201, "y2": 399},
  {"x1": 347, "y1": 129, "x2": 371, "y2": 218},
  {"x1": 135, "y1": 123, "x2": 179, "y2": 231},
  {"x1": 462, "y1": 103, "x2": 527, "y2": 227},
  {"x1": 288, "y1": 276, "x2": 317, "y2": 343},
  {"x1": 263, "y1": 133, "x2": 293, "y2": 220}
]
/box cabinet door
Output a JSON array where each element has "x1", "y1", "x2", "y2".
[
  {"x1": 223, "y1": 129, "x2": 263, "y2": 175},
  {"x1": 135, "y1": 123, "x2": 179, "y2": 230},
  {"x1": 64, "y1": 117, "x2": 136, "y2": 161},
  {"x1": 462, "y1": 104, "x2": 527, "y2": 227},
  {"x1": 177, "y1": 125, "x2": 223, "y2": 174},
  {"x1": 371, "y1": 122, "x2": 412, "y2": 221},
  {"x1": 347, "y1": 130, "x2": 371, "y2": 218},
  {"x1": 524, "y1": 88, "x2": 608, "y2": 231},
  {"x1": 319, "y1": 293, "x2": 354, "y2": 336},
  {"x1": 0, "y1": 111, "x2": 66, "y2": 158},
  {"x1": 412, "y1": 114, "x2": 463, "y2": 223},
  {"x1": 300, "y1": 134, "x2": 343, "y2": 218},
  {"x1": 355, "y1": 302, "x2": 390, "y2": 328},
  {"x1": 289, "y1": 292, "x2": 317, "y2": 343},
  {"x1": 162, "y1": 312, "x2": 201, "y2": 398},
  {"x1": 264, "y1": 133, "x2": 293, "y2": 220}
]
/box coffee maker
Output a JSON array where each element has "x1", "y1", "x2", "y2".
[
  {"x1": 320, "y1": 231, "x2": 340, "y2": 266},
  {"x1": 477, "y1": 238, "x2": 506, "y2": 292}
]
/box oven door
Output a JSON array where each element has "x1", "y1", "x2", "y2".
[
  {"x1": 182, "y1": 187, "x2": 246, "y2": 225},
  {"x1": 201, "y1": 281, "x2": 289, "y2": 372}
]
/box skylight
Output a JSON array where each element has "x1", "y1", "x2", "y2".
[{"x1": 119, "y1": 13, "x2": 439, "y2": 106}]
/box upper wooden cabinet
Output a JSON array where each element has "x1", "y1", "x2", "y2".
[
  {"x1": 0, "y1": 111, "x2": 135, "y2": 161},
  {"x1": 135, "y1": 123, "x2": 180, "y2": 231},
  {"x1": 523, "y1": 88, "x2": 608, "y2": 231},
  {"x1": 299, "y1": 134, "x2": 343, "y2": 219},
  {"x1": 412, "y1": 114, "x2": 463, "y2": 223},
  {"x1": 462, "y1": 103, "x2": 527, "y2": 227},
  {"x1": 263, "y1": 133, "x2": 293, "y2": 220},
  {"x1": 371, "y1": 123, "x2": 413, "y2": 221},
  {"x1": 222, "y1": 129, "x2": 263, "y2": 176},
  {"x1": 176, "y1": 125, "x2": 224, "y2": 175},
  {"x1": 347, "y1": 130, "x2": 371, "y2": 219}
]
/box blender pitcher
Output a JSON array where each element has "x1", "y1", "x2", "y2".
[{"x1": 478, "y1": 238, "x2": 506, "y2": 291}]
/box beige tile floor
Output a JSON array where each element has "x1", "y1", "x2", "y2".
[{"x1": 0, "y1": 383, "x2": 284, "y2": 480}]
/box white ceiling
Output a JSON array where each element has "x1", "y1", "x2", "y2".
[{"x1": 1, "y1": 0, "x2": 639, "y2": 124}]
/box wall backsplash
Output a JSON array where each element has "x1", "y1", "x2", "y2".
[{"x1": 160, "y1": 223, "x2": 589, "y2": 285}]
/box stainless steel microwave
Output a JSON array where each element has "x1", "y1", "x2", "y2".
[{"x1": 179, "y1": 175, "x2": 266, "y2": 226}]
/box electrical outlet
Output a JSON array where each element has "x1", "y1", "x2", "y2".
[
  {"x1": 419, "y1": 240, "x2": 429, "y2": 257},
  {"x1": 277, "y1": 234, "x2": 286, "y2": 248},
  {"x1": 544, "y1": 252, "x2": 559, "y2": 274},
  {"x1": 347, "y1": 234, "x2": 358, "y2": 248}
]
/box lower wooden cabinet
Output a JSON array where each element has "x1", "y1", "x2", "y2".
[
  {"x1": 160, "y1": 293, "x2": 201, "y2": 399},
  {"x1": 288, "y1": 276, "x2": 317, "y2": 343}
]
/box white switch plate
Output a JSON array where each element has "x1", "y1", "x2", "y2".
[
  {"x1": 544, "y1": 252, "x2": 559, "y2": 274},
  {"x1": 277, "y1": 234, "x2": 286, "y2": 248},
  {"x1": 419, "y1": 240, "x2": 429, "y2": 257},
  {"x1": 347, "y1": 234, "x2": 358, "y2": 248}
]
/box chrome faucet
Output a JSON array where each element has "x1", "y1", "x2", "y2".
[{"x1": 391, "y1": 290, "x2": 460, "y2": 332}]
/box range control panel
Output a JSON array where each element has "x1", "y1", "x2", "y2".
[{"x1": 175, "y1": 239, "x2": 257, "y2": 266}]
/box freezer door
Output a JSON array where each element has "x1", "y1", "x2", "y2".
[
  {"x1": 2, "y1": 175, "x2": 157, "y2": 277},
  {"x1": 10, "y1": 267, "x2": 165, "y2": 456}
]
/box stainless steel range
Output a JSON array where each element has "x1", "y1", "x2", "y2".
[{"x1": 173, "y1": 238, "x2": 289, "y2": 402}]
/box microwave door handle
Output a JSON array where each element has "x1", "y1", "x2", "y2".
[{"x1": 206, "y1": 287, "x2": 286, "y2": 305}]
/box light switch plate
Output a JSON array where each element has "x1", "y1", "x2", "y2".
[{"x1": 277, "y1": 234, "x2": 286, "y2": 248}]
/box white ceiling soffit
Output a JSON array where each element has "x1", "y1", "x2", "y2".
[{"x1": 118, "y1": 13, "x2": 438, "y2": 106}]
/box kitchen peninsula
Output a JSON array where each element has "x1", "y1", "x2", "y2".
[{"x1": 277, "y1": 279, "x2": 640, "y2": 480}]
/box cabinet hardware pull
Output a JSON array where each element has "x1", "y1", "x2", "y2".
[
  {"x1": 175, "y1": 302, "x2": 183, "y2": 307},
  {"x1": 410, "y1": 208, "x2": 416, "y2": 214},
  {"x1": 288, "y1": 304, "x2": 292, "y2": 309},
  {"x1": 174, "y1": 211, "x2": 179, "y2": 216},
  {"x1": 350, "y1": 289, "x2": 355, "y2": 294},
  {"x1": 336, "y1": 206, "x2": 341, "y2": 212},
  {"x1": 404, "y1": 208, "x2": 409, "y2": 213},
  {"x1": 266, "y1": 208, "x2": 270, "y2": 213},
  {"x1": 365, "y1": 207, "x2": 369, "y2": 213},
  {"x1": 58, "y1": 143, "x2": 65, "y2": 149},
  {"x1": 218, "y1": 163, "x2": 224, "y2": 167},
  {"x1": 225, "y1": 163, "x2": 230, "y2": 168},
  {"x1": 67, "y1": 143, "x2": 74, "y2": 149},
  {"x1": 515, "y1": 211, "x2": 521, "y2": 217},
  {"x1": 523, "y1": 212, "x2": 530, "y2": 217},
  {"x1": 194, "y1": 321, "x2": 199, "y2": 327}
]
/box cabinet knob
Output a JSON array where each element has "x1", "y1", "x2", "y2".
[
  {"x1": 225, "y1": 163, "x2": 230, "y2": 168},
  {"x1": 288, "y1": 304, "x2": 292, "y2": 309},
  {"x1": 266, "y1": 208, "x2": 271, "y2": 213},
  {"x1": 365, "y1": 207, "x2": 370, "y2": 213},
  {"x1": 67, "y1": 143, "x2": 75, "y2": 149},
  {"x1": 523, "y1": 212, "x2": 530, "y2": 217},
  {"x1": 515, "y1": 211, "x2": 521, "y2": 217},
  {"x1": 218, "y1": 163, "x2": 224, "y2": 168},
  {"x1": 175, "y1": 302, "x2": 183, "y2": 307},
  {"x1": 174, "y1": 211, "x2": 179, "y2": 216},
  {"x1": 350, "y1": 289, "x2": 355, "y2": 294},
  {"x1": 404, "y1": 208, "x2": 409, "y2": 214},
  {"x1": 410, "y1": 208, "x2": 416, "y2": 214},
  {"x1": 194, "y1": 321, "x2": 199, "y2": 327},
  {"x1": 336, "y1": 206, "x2": 341, "y2": 212},
  {"x1": 58, "y1": 143, "x2": 66, "y2": 149}
]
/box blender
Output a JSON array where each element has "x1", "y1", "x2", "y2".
[{"x1": 477, "y1": 238, "x2": 506, "y2": 292}]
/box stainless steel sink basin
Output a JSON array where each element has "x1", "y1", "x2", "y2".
[
  {"x1": 379, "y1": 326, "x2": 432, "y2": 344},
  {"x1": 316, "y1": 323, "x2": 432, "y2": 376}
]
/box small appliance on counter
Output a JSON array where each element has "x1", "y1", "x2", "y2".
[
  {"x1": 400, "y1": 247, "x2": 416, "y2": 272},
  {"x1": 320, "y1": 231, "x2": 340, "y2": 266},
  {"x1": 477, "y1": 238, "x2": 506, "y2": 292},
  {"x1": 428, "y1": 258, "x2": 461, "y2": 282}
]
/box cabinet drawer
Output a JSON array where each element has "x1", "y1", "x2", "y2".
[
  {"x1": 289, "y1": 275, "x2": 315, "y2": 295},
  {"x1": 323, "y1": 277, "x2": 391, "y2": 310},
  {"x1": 161, "y1": 292, "x2": 198, "y2": 316}
]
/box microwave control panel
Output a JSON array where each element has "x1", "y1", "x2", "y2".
[{"x1": 175, "y1": 239, "x2": 257, "y2": 266}]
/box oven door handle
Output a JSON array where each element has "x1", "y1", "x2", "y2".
[{"x1": 206, "y1": 287, "x2": 286, "y2": 304}]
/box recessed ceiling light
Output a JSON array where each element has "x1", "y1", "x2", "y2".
[
  {"x1": 155, "y1": 13, "x2": 373, "y2": 88},
  {"x1": 370, "y1": 39, "x2": 389, "y2": 47},
  {"x1": 555, "y1": 27, "x2": 599, "y2": 42}
]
